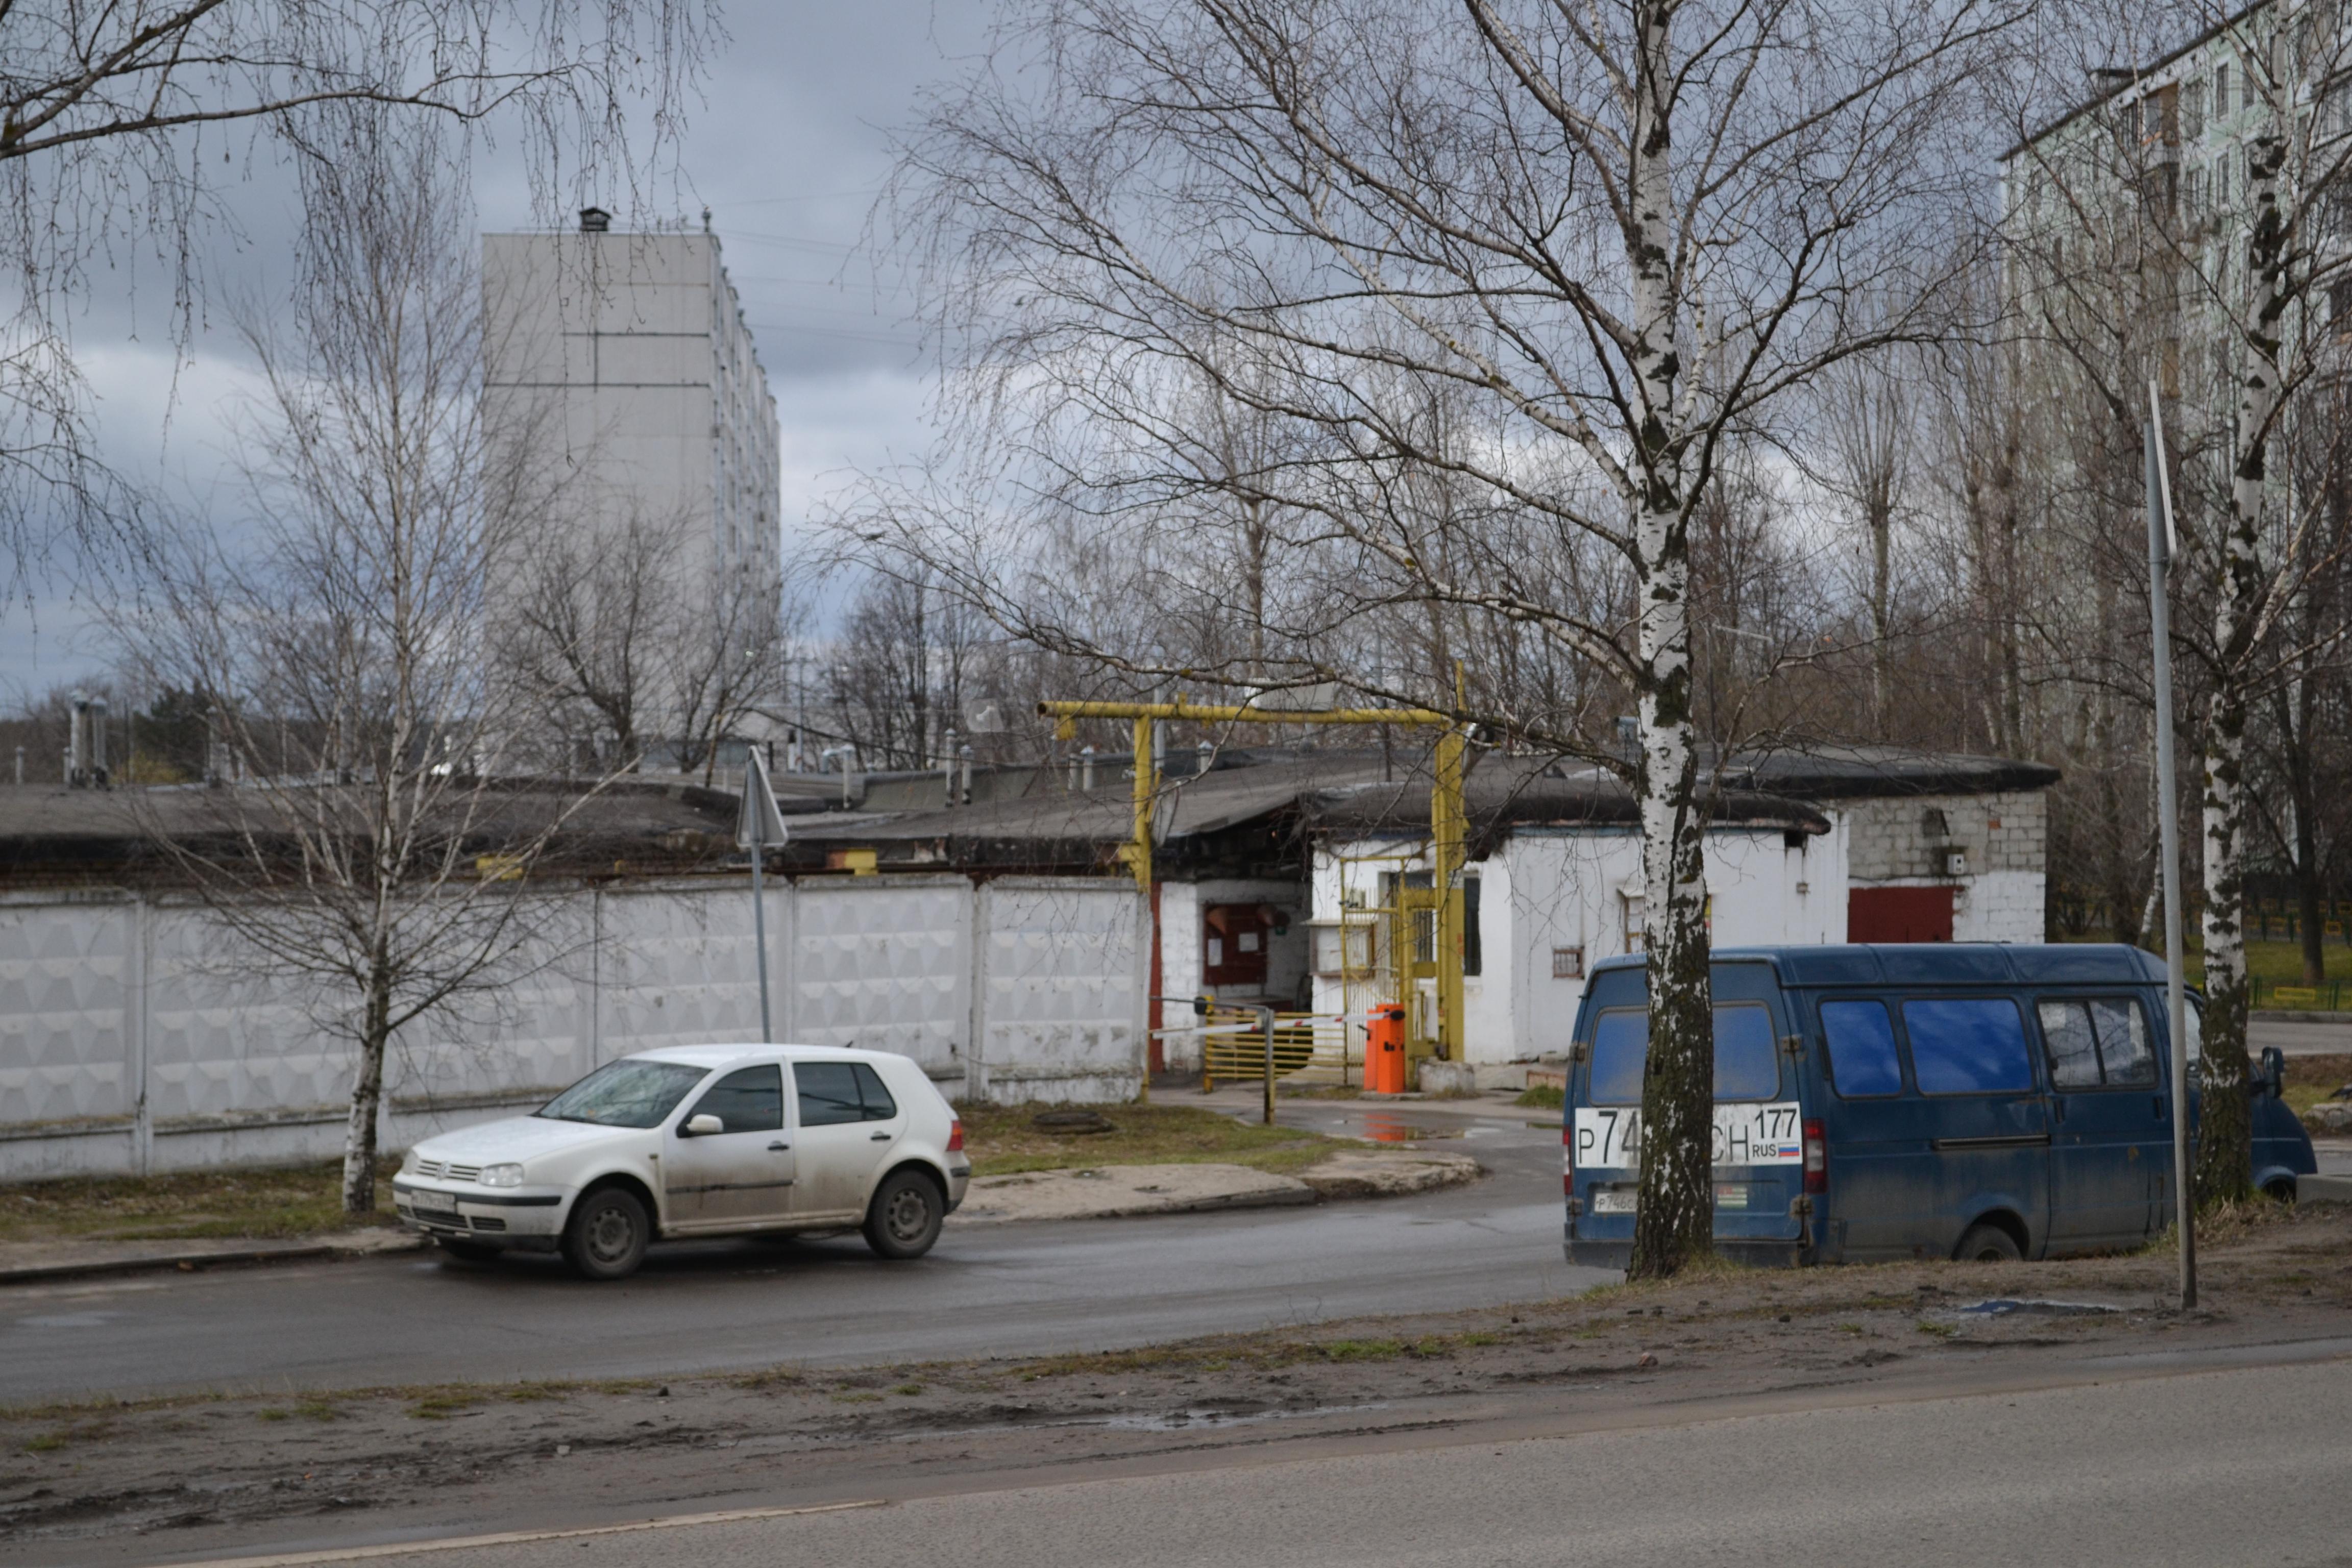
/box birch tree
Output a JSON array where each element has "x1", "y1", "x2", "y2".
[
  {"x1": 120, "y1": 109, "x2": 607, "y2": 1215},
  {"x1": 888, "y1": 0, "x2": 2020, "y2": 1275}
]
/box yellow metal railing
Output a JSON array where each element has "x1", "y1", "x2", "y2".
[{"x1": 1199, "y1": 1008, "x2": 1362, "y2": 1089}]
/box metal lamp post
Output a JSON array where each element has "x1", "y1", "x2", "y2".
[{"x1": 2145, "y1": 382, "x2": 2196, "y2": 1310}]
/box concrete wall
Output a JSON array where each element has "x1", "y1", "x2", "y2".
[{"x1": 0, "y1": 875, "x2": 1146, "y2": 1181}]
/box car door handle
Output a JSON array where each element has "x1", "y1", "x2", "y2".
[
  {"x1": 869, "y1": 1130, "x2": 891, "y2": 1141},
  {"x1": 768, "y1": 1141, "x2": 790, "y2": 1152}
]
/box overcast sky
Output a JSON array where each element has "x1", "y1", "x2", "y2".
[{"x1": 4, "y1": 0, "x2": 991, "y2": 699}]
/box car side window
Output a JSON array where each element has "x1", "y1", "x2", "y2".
[
  {"x1": 2037, "y1": 1001, "x2": 2103, "y2": 1090},
  {"x1": 1821, "y1": 999, "x2": 1904, "y2": 1097},
  {"x1": 686, "y1": 1064, "x2": 782, "y2": 1133},
  {"x1": 852, "y1": 1063, "x2": 899, "y2": 1121},
  {"x1": 796, "y1": 1062, "x2": 866, "y2": 1127},
  {"x1": 1903, "y1": 998, "x2": 2036, "y2": 1094}
]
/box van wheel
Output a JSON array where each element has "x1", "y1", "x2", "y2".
[
  {"x1": 863, "y1": 1169, "x2": 944, "y2": 1261},
  {"x1": 1954, "y1": 1222, "x2": 2022, "y2": 1263},
  {"x1": 563, "y1": 1187, "x2": 650, "y2": 1281},
  {"x1": 2265, "y1": 1178, "x2": 2297, "y2": 1205},
  {"x1": 435, "y1": 1238, "x2": 501, "y2": 1264}
]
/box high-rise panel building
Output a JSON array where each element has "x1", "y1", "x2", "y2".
[{"x1": 482, "y1": 208, "x2": 781, "y2": 590}]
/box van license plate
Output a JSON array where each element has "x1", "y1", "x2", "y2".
[{"x1": 1591, "y1": 1189, "x2": 1637, "y2": 1214}]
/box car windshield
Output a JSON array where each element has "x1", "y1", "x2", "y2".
[{"x1": 535, "y1": 1060, "x2": 709, "y2": 1129}]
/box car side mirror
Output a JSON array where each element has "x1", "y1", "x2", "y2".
[
  {"x1": 2261, "y1": 1046, "x2": 2286, "y2": 1099},
  {"x1": 681, "y1": 1113, "x2": 724, "y2": 1137}
]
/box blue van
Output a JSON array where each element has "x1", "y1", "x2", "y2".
[{"x1": 1563, "y1": 945, "x2": 2317, "y2": 1267}]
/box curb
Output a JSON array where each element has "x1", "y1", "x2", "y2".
[
  {"x1": 0, "y1": 1233, "x2": 428, "y2": 1287},
  {"x1": 2251, "y1": 1011, "x2": 2352, "y2": 1025}
]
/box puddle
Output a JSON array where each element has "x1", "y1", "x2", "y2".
[
  {"x1": 1356, "y1": 1111, "x2": 1463, "y2": 1143},
  {"x1": 1953, "y1": 1298, "x2": 2122, "y2": 1317}
]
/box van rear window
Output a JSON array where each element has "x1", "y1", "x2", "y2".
[
  {"x1": 1903, "y1": 998, "x2": 2036, "y2": 1094},
  {"x1": 1821, "y1": 1000, "x2": 1903, "y2": 1096},
  {"x1": 1584, "y1": 1005, "x2": 1783, "y2": 1104}
]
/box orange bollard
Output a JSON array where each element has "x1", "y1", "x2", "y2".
[{"x1": 1364, "y1": 1004, "x2": 1409, "y2": 1094}]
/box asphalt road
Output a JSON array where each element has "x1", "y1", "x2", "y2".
[
  {"x1": 2, "y1": 1100, "x2": 1595, "y2": 1405},
  {"x1": 2251, "y1": 1015, "x2": 2352, "y2": 1056},
  {"x1": 180, "y1": 1353, "x2": 2352, "y2": 1568}
]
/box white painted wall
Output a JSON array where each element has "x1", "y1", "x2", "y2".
[{"x1": 1310, "y1": 823, "x2": 1857, "y2": 1064}]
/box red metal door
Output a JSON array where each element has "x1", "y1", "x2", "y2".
[{"x1": 1847, "y1": 886, "x2": 1955, "y2": 943}]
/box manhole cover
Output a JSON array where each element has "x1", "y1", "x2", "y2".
[{"x1": 1031, "y1": 1109, "x2": 1117, "y2": 1135}]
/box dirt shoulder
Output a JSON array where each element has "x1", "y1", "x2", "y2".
[{"x1": 7, "y1": 1205, "x2": 2347, "y2": 1563}]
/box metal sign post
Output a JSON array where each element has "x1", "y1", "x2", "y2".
[
  {"x1": 2145, "y1": 383, "x2": 2196, "y2": 1310},
  {"x1": 738, "y1": 747, "x2": 790, "y2": 1045}
]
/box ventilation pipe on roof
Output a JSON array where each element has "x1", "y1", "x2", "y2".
[{"x1": 1080, "y1": 745, "x2": 1096, "y2": 792}]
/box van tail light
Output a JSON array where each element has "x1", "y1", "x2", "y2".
[
  {"x1": 1562, "y1": 1123, "x2": 1574, "y2": 1197},
  {"x1": 947, "y1": 1118, "x2": 965, "y2": 1154},
  {"x1": 1802, "y1": 1119, "x2": 1827, "y2": 1195}
]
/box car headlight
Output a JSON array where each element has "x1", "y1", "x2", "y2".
[{"x1": 479, "y1": 1163, "x2": 526, "y2": 1188}]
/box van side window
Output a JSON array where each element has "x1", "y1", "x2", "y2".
[
  {"x1": 1903, "y1": 998, "x2": 2035, "y2": 1094},
  {"x1": 2038, "y1": 998, "x2": 2156, "y2": 1088},
  {"x1": 2037, "y1": 1001, "x2": 2102, "y2": 1089},
  {"x1": 1821, "y1": 1000, "x2": 1903, "y2": 1097},
  {"x1": 1584, "y1": 1005, "x2": 1788, "y2": 1106}
]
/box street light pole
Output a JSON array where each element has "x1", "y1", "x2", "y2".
[{"x1": 2146, "y1": 383, "x2": 2196, "y2": 1310}]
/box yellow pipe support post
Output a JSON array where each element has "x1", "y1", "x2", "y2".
[
  {"x1": 1126, "y1": 715, "x2": 1156, "y2": 1103},
  {"x1": 1432, "y1": 726, "x2": 1467, "y2": 1066}
]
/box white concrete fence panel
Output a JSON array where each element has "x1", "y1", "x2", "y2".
[{"x1": 0, "y1": 875, "x2": 1147, "y2": 1181}]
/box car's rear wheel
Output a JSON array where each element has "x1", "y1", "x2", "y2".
[
  {"x1": 564, "y1": 1187, "x2": 650, "y2": 1281},
  {"x1": 435, "y1": 1237, "x2": 502, "y2": 1264},
  {"x1": 1954, "y1": 1222, "x2": 2022, "y2": 1263},
  {"x1": 863, "y1": 1168, "x2": 944, "y2": 1260}
]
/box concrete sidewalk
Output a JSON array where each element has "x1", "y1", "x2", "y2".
[
  {"x1": 0, "y1": 1227, "x2": 426, "y2": 1285},
  {"x1": 952, "y1": 1149, "x2": 1481, "y2": 1223}
]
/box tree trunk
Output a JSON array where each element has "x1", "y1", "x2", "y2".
[
  {"x1": 1626, "y1": 0, "x2": 1712, "y2": 1282},
  {"x1": 1868, "y1": 498, "x2": 1891, "y2": 726},
  {"x1": 343, "y1": 972, "x2": 392, "y2": 1214},
  {"x1": 2195, "y1": 129, "x2": 2286, "y2": 1208}
]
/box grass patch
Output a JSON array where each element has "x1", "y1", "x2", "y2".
[
  {"x1": 0, "y1": 1157, "x2": 402, "y2": 1243},
  {"x1": 23, "y1": 1432, "x2": 66, "y2": 1452},
  {"x1": 890, "y1": 1383, "x2": 925, "y2": 1396},
  {"x1": 953, "y1": 1101, "x2": 1344, "y2": 1179},
  {"x1": 1515, "y1": 1084, "x2": 1565, "y2": 1111},
  {"x1": 2283, "y1": 1054, "x2": 2352, "y2": 1124},
  {"x1": 408, "y1": 1392, "x2": 482, "y2": 1420},
  {"x1": 1915, "y1": 1320, "x2": 1958, "y2": 1339}
]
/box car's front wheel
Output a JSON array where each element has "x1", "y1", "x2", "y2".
[
  {"x1": 863, "y1": 1168, "x2": 944, "y2": 1261},
  {"x1": 563, "y1": 1186, "x2": 650, "y2": 1281}
]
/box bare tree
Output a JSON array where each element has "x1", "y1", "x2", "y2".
[
  {"x1": 1, "y1": 0, "x2": 711, "y2": 597},
  {"x1": 886, "y1": 0, "x2": 2021, "y2": 1274},
  {"x1": 119, "y1": 108, "x2": 609, "y2": 1214},
  {"x1": 2009, "y1": 0, "x2": 2352, "y2": 1202}
]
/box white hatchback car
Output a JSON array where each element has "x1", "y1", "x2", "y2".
[{"x1": 393, "y1": 1045, "x2": 970, "y2": 1280}]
